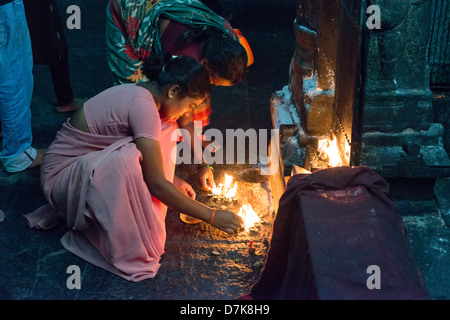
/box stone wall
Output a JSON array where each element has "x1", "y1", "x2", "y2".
[{"x1": 361, "y1": 0, "x2": 450, "y2": 179}]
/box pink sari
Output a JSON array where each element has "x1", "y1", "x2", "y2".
[{"x1": 25, "y1": 119, "x2": 177, "y2": 282}]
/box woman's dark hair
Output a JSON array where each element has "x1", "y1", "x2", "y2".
[
  {"x1": 142, "y1": 52, "x2": 211, "y2": 99},
  {"x1": 174, "y1": 27, "x2": 248, "y2": 85}
]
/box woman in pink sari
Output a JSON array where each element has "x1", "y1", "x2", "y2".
[{"x1": 25, "y1": 53, "x2": 243, "y2": 282}]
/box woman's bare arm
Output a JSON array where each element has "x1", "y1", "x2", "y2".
[{"x1": 135, "y1": 137, "x2": 242, "y2": 233}]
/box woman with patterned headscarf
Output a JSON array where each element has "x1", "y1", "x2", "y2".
[{"x1": 106, "y1": 0, "x2": 254, "y2": 193}]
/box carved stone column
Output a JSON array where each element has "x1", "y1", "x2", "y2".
[
  {"x1": 361, "y1": 0, "x2": 450, "y2": 178},
  {"x1": 289, "y1": 0, "x2": 338, "y2": 138},
  {"x1": 269, "y1": 0, "x2": 450, "y2": 212}
]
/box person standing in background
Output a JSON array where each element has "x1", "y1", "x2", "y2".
[
  {"x1": 23, "y1": 0, "x2": 82, "y2": 113},
  {"x1": 0, "y1": 0, "x2": 45, "y2": 173}
]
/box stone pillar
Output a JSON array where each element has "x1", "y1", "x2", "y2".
[
  {"x1": 269, "y1": 0, "x2": 450, "y2": 216},
  {"x1": 289, "y1": 0, "x2": 338, "y2": 138},
  {"x1": 361, "y1": 0, "x2": 450, "y2": 178}
]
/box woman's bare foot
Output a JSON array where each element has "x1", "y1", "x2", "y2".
[
  {"x1": 55, "y1": 98, "x2": 84, "y2": 113},
  {"x1": 27, "y1": 149, "x2": 47, "y2": 169}
]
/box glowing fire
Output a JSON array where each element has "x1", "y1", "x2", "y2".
[
  {"x1": 211, "y1": 173, "x2": 237, "y2": 200},
  {"x1": 211, "y1": 174, "x2": 261, "y2": 231},
  {"x1": 238, "y1": 204, "x2": 261, "y2": 231},
  {"x1": 225, "y1": 182, "x2": 237, "y2": 198},
  {"x1": 211, "y1": 184, "x2": 222, "y2": 196},
  {"x1": 210, "y1": 174, "x2": 260, "y2": 230},
  {"x1": 224, "y1": 174, "x2": 233, "y2": 189},
  {"x1": 318, "y1": 134, "x2": 343, "y2": 167}
]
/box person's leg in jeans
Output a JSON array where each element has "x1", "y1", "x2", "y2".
[{"x1": 0, "y1": 0, "x2": 44, "y2": 172}]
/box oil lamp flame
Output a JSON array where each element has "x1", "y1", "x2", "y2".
[
  {"x1": 318, "y1": 134, "x2": 343, "y2": 167},
  {"x1": 225, "y1": 182, "x2": 237, "y2": 198},
  {"x1": 238, "y1": 204, "x2": 261, "y2": 231},
  {"x1": 211, "y1": 184, "x2": 223, "y2": 196},
  {"x1": 212, "y1": 174, "x2": 237, "y2": 200},
  {"x1": 224, "y1": 174, "x2": 233, "y2": 189}
]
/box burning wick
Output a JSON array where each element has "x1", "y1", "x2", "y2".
[
  {"x1": 210, "y1": 173, "x2": 237, "y2": 202},
  {"x1": 208, "y1": 175, "x2": 261, "y2": 231},
  {"x1": 318, "y1": 133, "x2": 343, "y2": 167},
  {"x1": 238, "y1": 204, "x2": 261, "y2": 231}
]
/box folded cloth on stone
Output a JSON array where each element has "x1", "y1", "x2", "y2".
[{"x1": 244, "y1": 166, "x2": 430, "y2": 300}]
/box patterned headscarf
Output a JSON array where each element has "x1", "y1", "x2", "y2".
[{"x1": 107, "y1": 0, "x2": 239, "y2": 84}]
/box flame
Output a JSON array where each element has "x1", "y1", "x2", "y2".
[
  {"x1": 224, "y1": 174, "x2": 233, "y2": 188},
  {"x1": 225, "y1": 182, "x2": 237, "y2": 198},
  {"x1": 210, "y1": 175, "x2": 260, "y2": 230},
  {"x1": 211, "y1": 174, "x2": 237, "y2": 200},
  {"x1": 318, "y1": 134, "x2": 343, "y2": 167},
  {"x1": 211, "y1": 183, "x2": 223, "y2": 196},
  {"x1": 238, "y1": 204, "x2": 261, "y2": 231}
]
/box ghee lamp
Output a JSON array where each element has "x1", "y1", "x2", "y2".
[
  {"x1": 209, "y1": 173, "x2": 238, "y2": 203},
  {"x1": 238, "y1": 204, "x2": 261, "y2": 231}
]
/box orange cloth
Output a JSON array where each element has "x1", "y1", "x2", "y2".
[{"x1": 234, "y1": 29, "x2": 254, "y2": 67}]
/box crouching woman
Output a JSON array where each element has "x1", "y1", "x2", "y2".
[{"x1": 25, "y1": 53, "x2": 243, "y2": 282}]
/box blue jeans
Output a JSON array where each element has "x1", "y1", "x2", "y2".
[{"x1": 0, "y1": 0, "x2": 36, "y2": 172}]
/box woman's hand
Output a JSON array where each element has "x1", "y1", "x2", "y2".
[
  {"x1": 173, "y1": 175, "x2": 196, "y2": 200},
  {"x1": 211, "y1": 209, "x2": 244, "y2": 234},
  {"x1": 198, "y1": 165, "x2": 215, "y2": 191}
]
